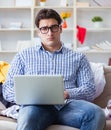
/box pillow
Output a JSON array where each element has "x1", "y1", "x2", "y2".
[{"x1": 90, "y1": 62, "x2": 106, "y2": 98}]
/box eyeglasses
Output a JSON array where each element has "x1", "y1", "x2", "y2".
[{"x1": 39, "y1": 24, "x2": 60, "y2": 34}]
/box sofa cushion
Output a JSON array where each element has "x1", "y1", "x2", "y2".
[
  {"x1": 0, "y1": 120, "x2": 111, "y2": 130},
  {"x1": 105, "y1": 120, "x2": 111, "y2": 130},
  {"x1": 0, "y1": 121, "x2": 79, "y2": 130},
  {"x1": 0, "y1": 121, "x2": 16, "y2": 130},
  {"x1": 46, "y1": 125, "x2": 79, "y2": 130},
  {"x1": 0, "y1": 116, "x2": 16, "y2": 122}
]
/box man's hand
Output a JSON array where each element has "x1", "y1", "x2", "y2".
[{"x1": 64, "y1": 90, "x2": 69, "y2": 99}]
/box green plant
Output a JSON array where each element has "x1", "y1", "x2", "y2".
[{"x1": 92, "y1": 16, "x2": 103, "y2": 22}]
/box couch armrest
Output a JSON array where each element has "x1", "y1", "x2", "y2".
[
  {"x1": 104, "y1": 66, "x2": 111, "y2": 74},
  {"x1": 94, "y1": 66, "x2": 111, "y2": 108}
]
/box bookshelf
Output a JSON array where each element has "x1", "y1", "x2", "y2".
[{"x1": 0, "y1": 0, "x2": 111, "y2": 64}]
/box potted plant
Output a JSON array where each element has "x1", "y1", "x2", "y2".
[
  {"x1": 91, "y1": 16, "x2": 103, "y2": 28},
  {"x1": 60, "y1": 11, "x2": 71, "y2": 28}
]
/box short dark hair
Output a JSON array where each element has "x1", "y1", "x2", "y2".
[{"x1": 35, "y1": 8, "x2": 62, "y2": 28}]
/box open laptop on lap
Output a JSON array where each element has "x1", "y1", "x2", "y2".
[{"x1": 14, "y1": 75, "x2": 64, "y2": 105}]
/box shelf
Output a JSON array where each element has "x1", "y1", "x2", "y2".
[
  {"x1": 0, "y1": 6, "x2": 31, "y2": 9},
  {"x1": 0, "y1": 28, "x2": 31, "y2": 31},
  {"x1": 34, "y1": 6, "x2": 74, "y2": 9},
  {"x1": 76, "y1": 6, "x2": 111, "y2": 9},
  {"x1": 0, "y1": 0, "x2": 111, "y2": 64},
  {"x1": 87, "y1": 28, "x2": 111, "y2": 32},
  {"x1": 85, "y1": 50, "x2": 111, "y2": 53},
  {"x1": 0, "y1": 51, "x2": 17, "y2": 53}
]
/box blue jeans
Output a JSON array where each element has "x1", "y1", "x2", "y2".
[{"x1": 16, "y1": 100, "x2": 105, "y2": 130}]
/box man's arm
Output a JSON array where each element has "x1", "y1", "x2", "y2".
[
  {"x1": 2, "y1": 53, "x2": 24, "y2": 103},
  {"x1": 66, "y1": 54, "x2": 96, "y2": 102}
]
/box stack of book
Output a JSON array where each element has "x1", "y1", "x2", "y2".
[{"x1": 92, "y1": 41, "x2": 111, "y2": 51}]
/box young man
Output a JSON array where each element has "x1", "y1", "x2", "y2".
[{"x1": 3, "y1": 8, "x2": 105, "y2": 130}]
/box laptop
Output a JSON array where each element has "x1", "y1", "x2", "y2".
[{"x1": 14, "y1": 75, "x2": 64, "y2": 105}]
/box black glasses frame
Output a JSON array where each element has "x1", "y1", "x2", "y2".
[{"x1": 39, "y1": 24, "x2": 60, "y2": 34}]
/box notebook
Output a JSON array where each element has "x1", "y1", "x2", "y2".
[{"x1": 14, "y1": 75, "x2": 64, "y2": 105}]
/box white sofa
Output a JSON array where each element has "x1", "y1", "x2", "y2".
[{"x1": 1, "y1": 66, "x2": 111, "y2": 130}]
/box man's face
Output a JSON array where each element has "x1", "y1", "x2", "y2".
[{"x1": 37, "y1": 18, "x2": 62, "y2": 49}]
